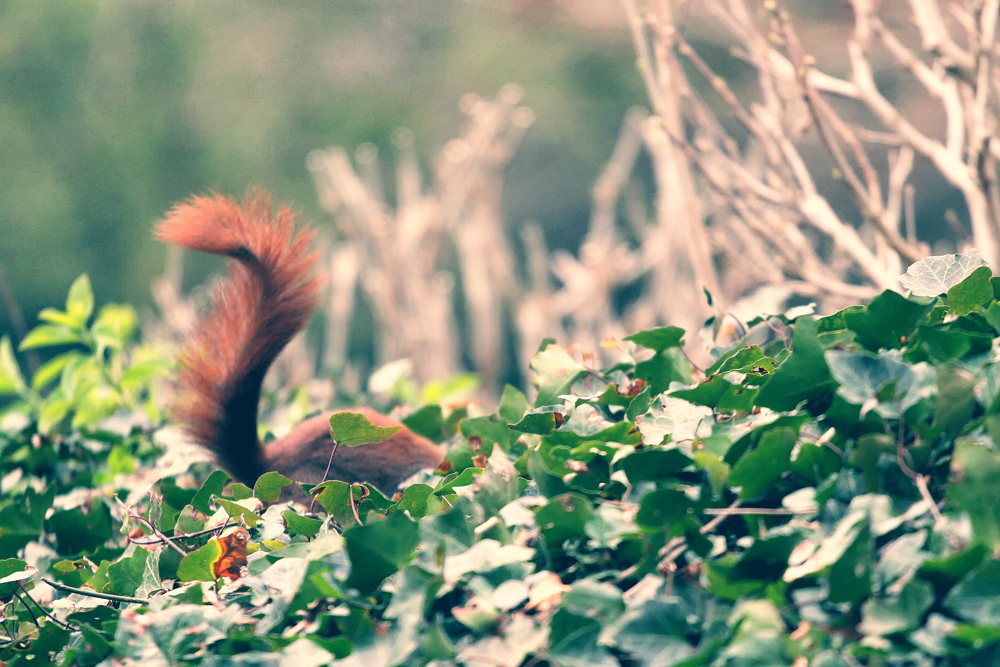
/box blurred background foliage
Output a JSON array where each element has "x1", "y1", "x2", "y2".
[{"x1": 0, "y1": 0, "x2": 642, "y2": 339}]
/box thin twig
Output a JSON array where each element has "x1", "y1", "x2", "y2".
[
  {"x1": 41, "y1": 578, "x2": 149, "y2": 605},
  {"x1": 16, "y1": 584, "x2": 74, "y2": 631},
  {"x1": 462, "y1": 654, "x2": 512, "y2": 667},
  {"x1": 121, "y1": 508, "x2": 187, "y2": 557},
  {"x1": 309, "y1": 440, "x2": 341, "y2": 514},
  {"x1": 701, "y1": 498, "x2": 741, "y2": 533},
  {"x1": 349, "y1": 484, "x2": 364, "y2": 526},
  {"x1": 131, "y1": 522, "x2": 238, "y2": 546},
  {"x1": 702, "y1": 507, "x2": 818, "y2": 516},
  {"x1": 915, "y1": 474, "x2": 945, "y2": 528}
]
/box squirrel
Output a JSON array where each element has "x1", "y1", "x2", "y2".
[{"x1": 156, "y1": 190, "x2": 445, "y2": 494}]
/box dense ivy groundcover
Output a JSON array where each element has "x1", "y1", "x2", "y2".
[{"x1": 3, "y1": 252, "x2": 1000, "y2": 665}]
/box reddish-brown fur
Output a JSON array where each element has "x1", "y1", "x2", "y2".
[{"x1": 157, "y1": 191, "x2": 444, "y2": 492}]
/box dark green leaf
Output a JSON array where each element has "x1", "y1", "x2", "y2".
[
  {"x1": 945, "y1": 559, "x2": 1000, "y2": 626},
  {"x1": 344, "y1": 512, "x2": 420, "y2": 594},
  {"x1": 624, "y1": 326, "x2": 686, "y2": 352},
  {"x1": 934, "y1": 366, "x2": 977, "y2": 435},
  {"x1": 918, "y1": 543, "x2": 989, "y2": 598},
  {"x1": 46, "y1": 499, "x2": 113, "y2": 555},
  {"x1": 606, "y1": 600, "x2": 694, "y2": 667},
  {"x1": 499, "y1": 384, "x2": 529, "y2": 423},
  {"x1": 548, "y1": 609, "x2": 617, "y2": 667},
  {"x1": 635, "y1": 489, "x2": 690, "y2": 531},
  {"x1": 843, "y1": 289, "x2": 931, "y2": 351},
  {"x1": 634, "y1": 348, "x2": 691, "y2": 395},
  {"x1": 537, "y1": 493, "x2": 593, "y2": 546},
  {"x1": 727, "y1": 427, "x2": 796, "y2": 500},
  {"x1": 191, "y1": 469, "x2": 231, "y2": 514},
  {"x1": 402, "y1": 404, "x2": 446, "y2": 440},
  {"x1": 734, "y1": 533, "x2": 800, "y2": 581},
  {"x1": 756, "y1": 318, "x2": 834, "y2": 411},
  {"x1": 511, "y1": 409, "x2": 565, "y2": 435},
  {"x1": 618, "y1": 449, "x2": 693, "y2": 484},
  {"x1": 0, "y1": 486, "x2": 53, "y2": 559},
  {"x1": 107, "y1": 547, "x2": 149, "y2": 597},
  {"x1": 828, "y1": 521, "x2": 873, "y2": 604},
  {"x1": 282, "y1": 510, "x2": 324, "y2": 538},
  {"x1": 947, "y1": 440, "x2": 1000, "y2": 549},
  {"x1": 947, "y1": 265, "x2": 994, "y2": 316},
  {"x1": 530, "y1": 342, "x2": 586, "y2": 406}
]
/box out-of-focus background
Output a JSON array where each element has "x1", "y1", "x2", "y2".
[
  {"x1": 0, "y1": 0, "x2": 636, "y2": 326},
  {"x1": 3, "y1": 0, "x2": 996, "y2": 396}
]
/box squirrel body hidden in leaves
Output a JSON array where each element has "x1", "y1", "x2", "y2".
[{"x1": 156, "y1": 191, "x2": 445, "y2": 494}]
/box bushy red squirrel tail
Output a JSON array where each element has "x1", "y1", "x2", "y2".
[{"x1": 156, "y1": 191, "x2": 321, "y2": 485}]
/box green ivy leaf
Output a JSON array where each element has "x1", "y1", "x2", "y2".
[
  {"x1": 727, "y1": 427, "x2": 796, "y2": 500},
  {"x1": 433, "y1": 467, "x2": 482, "y2": 496},
  {"x1": 633, "y1": 348, "x2": 691, "y2": 396},
  {"x1": 918, "y1": 543, "x2": 989, "y2": 598},
  {"x1": 624, "y1": 326, "x2": 686, "y2": 352},
  {"x1": 825, "y1": 349, "x2": 928, "y2": 419},
  {"x1": 344, "y1": 511, "x2": 419, "y2": 594},
  {"x1": 733, "y1": 533, "x2": 800, "y2": 581},
  {"x1": 0, "y1": 559, "x2": 30, "y2": 600},
  {"x1": 605, "y1": 600, "x2": 694, "y2": 666},
  {"x1": 756, "y1": 318, "x2": 834, "y2": 411},
  {"x1": 511, "y1": 408, "x2": 565, "y2": 435},
  {"x1": 618, "y1": 449, "x2": 692, "y2": 485},
  {"x1": 46, "y1": 499, "x2": 113, "y2": 555},
  {"x1": 254, "y1": 471, "x2": 292, "y2": 503},
  {"x1": 843, "y1": 289, "x2": 931, "y2": 351},
  {"x1": 944, "y1": 559, "x2": 1000, "y2": 627},
  {"x1": 229, "y1": 483, "x2": 253, "y2": 501},
  {"x1": 499, "y1": 384, "x2": 529, "y2": 423},
  {"x1": 314, "y1": 480, "x2": 368, "y2": 528},
  {"x1": 947, "y1": 440, "x2": 1000, "y2": 549},
  {"x1": 0, "y1": 486, "x2": 54, "y2": 559},
  {"x1": 213, "y1": 497, "x2": 259, "y2": 528},
  {"x1": 530, "y1": 341, "x2": 586, "y2": 407},
  {"x1": 329, "y1": 411, "x2": 402, "y2": 447},
  {"x1": 402, "y1": 404, "x2": 446, "y2": 440},
  {"x1": 947, "y1": 265, "x2": 993, "y2": 316},
  {"x1": 176, "y1": 538, "x2": 224, "y2": 582},
  {"x1": 547, "y1": 609, "x2": 617, "y2": 667},
  {"x1": 106, "y1": 547, "x2": 148, "y2": 597},
  {"x1": 537, "y1": 493, "x2": 593, "y2": 546},
  {"x1": 934, "y1": 367, "x2": 977, "y2": 435},
  {"x1": 191, "y1": 470, "x2": 231, "y2": 514},
  {"x1": 635, "y1": 489, "x2": 689, "y2": 531},
  {"x1": 282, "y1": 510, "x2": 324, "y2": 538},
  {"x1": 396, "y1": 483, "x2": 435, "y2": 519}
]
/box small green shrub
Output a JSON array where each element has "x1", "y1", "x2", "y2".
[{"x1": 3, "y1": 252, "x2": 1000, "y2": 665}]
